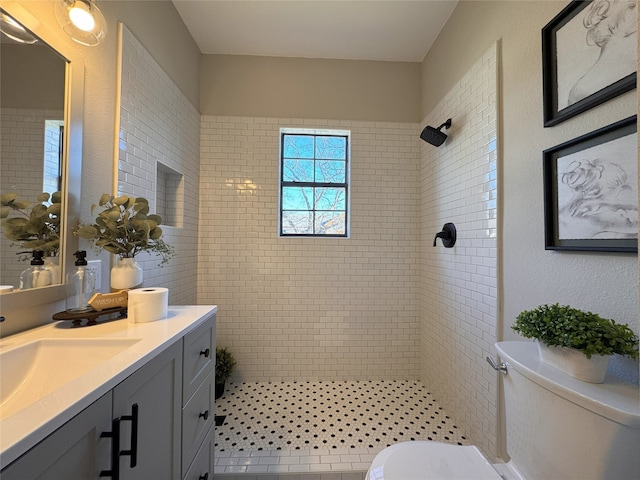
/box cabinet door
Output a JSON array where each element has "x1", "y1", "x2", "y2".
[
  {"x1": 113, "y1": 341, "x2": 182, "y2": 480},
  {"x1": 1, "y1": 392, "x2": 112, "y2": 480},
  {"x1": 182, "y1": 424, "x2": 214, "y2": 480}
]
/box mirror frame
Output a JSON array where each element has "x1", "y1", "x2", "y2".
[{"x1": 1, "y1": 1, "x2": 83, "y2": 321}]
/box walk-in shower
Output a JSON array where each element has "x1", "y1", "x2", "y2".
[{"x1": 214, "y1": 380, "x2": 468, "y2": 477}]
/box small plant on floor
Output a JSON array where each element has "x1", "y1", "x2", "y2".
[
  {"x1": 215, "y1": 346, "x2": 237, "y2": 399},
  {"x1": 511, "y1": 303, "x2": 638, "y2": 359}
]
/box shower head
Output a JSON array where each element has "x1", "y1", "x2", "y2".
[{"x1": 420, "y1": 119, "x2": 452, "y2": 147}]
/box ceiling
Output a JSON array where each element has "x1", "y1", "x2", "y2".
[{"x1": 172, "y1": 0, "x2": 458, "y2": 63}]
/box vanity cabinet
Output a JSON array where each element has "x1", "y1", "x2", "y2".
[
  {"x1": 114, "y1": 340, "x2": 183, "y2": 479},
  {"x1": 1, "y1": 392, "x2": 112, "y2": 479},
  {"x1": 1, "y1": 313, "x2": 216, "y2": 480}
]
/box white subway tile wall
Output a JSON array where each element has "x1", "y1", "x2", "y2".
[
  {"x1": 118, "y1": 25, "x2": 199, "y2": 304},
  {"x1": 0, "y1": 108, "x2": 62, "y2": 286},
  {"x1": 199, "y1": 117, "x2": 422, "y2": 381},
  {"x1": 419, "y1": 43, "x2": 499, "y2": 458},
  {"x1": 117, "y1": 29, "x2": 499, "y2": 464}
]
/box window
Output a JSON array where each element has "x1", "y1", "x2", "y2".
[{"x1": 279, "y1": 129, "x2": 350, "y2": 236}]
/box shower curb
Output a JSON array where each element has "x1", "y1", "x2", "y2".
[{"x1": 213, "y1": 469, "x2": 367, "y2": 480}]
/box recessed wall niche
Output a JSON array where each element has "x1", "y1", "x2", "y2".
[{"x1": 156, "y1": 161, "x2": 183, "y2": 228}]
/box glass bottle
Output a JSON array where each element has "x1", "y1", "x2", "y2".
[
  {"x1": 66, "y1": 250, "x2": 96, "y2": 313},
  {"x1": 19, "y1": 250, "x2": 52, "y2": 290}
]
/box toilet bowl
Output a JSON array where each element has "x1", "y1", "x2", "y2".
[
  {"x1": 365, "y1": 440, "x2": 515, "y2": 480},
  {"x1": 366, "y1": 341, "x2": 640, "y2": 480}
]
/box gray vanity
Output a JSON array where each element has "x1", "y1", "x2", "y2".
[{"x1": 0, "y1": 305, "x2": 216, "y2": 479}]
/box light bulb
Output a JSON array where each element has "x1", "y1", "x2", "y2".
[
  {"x1": 69, "y1": 3, "x2": 95, "y2": 32},
  {"x1": 54, "y1": 0, "x2": 107, "y2": 46}
]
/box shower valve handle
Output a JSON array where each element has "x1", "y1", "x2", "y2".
[{"x1": 433, "y1": 223, "x2": 456, "y2": 248}]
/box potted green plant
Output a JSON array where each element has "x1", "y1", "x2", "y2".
[
  {"x1": 512, "y1": 303, "x2": 638, "y2": 383},
  {"x1": 1, "y1": 192, "x2": 63, "y2": 283},
  {"x1": 1, "y1": 191, "x2": 62, "y2": 258},
  {"x1": 215, "y1": 346, "x2": 236, "y2": 399},
  {"x1": 75, "y1": 194, "x2": 175, "y2": 290}
]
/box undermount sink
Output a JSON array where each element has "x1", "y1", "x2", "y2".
[{"x1": 0, "y1": 338, "x2": 140, "y2": 419}]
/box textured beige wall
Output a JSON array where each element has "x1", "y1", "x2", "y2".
[
  {"x1": 106, "y1": 1, "x2": 201, "y2": 107},
  {"x1": 420, "y1": 1, "x2": 639, "y2": 451},
  {"x1": 201, "y1": 54, "x2": 421, "y2": 122}
]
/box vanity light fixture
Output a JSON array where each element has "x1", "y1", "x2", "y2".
[
  {"x1": 54, "y1": 0, "x2": 107, "y2": 46},
  {"x1": 0, "y1": 12, "x2": 38, "y2": 44}
]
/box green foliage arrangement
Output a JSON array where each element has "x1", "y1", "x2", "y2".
[
  {"x1": 512, "y1": 303, "x2": 638, "y2": 359},
  {"x1": 75, "y1": 194, "x2": 175, "y2": 265},
  {"x1": 0, "y1": 191, "x2": 62, "y2": 258},
  {"x1": 215, "y1": 347, "x2": 237, "y2": 385}
]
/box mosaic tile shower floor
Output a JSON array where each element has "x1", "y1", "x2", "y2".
[{"x1": 214, "y1": 381, "x2": 468, "y2": 477}]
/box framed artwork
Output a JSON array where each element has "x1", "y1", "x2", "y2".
[
  {"x1": 542, "y1": 0, "x2": 637, "y2": 127},
  {"x1": 543, "y1": 116, "x2": 637, "y2": 252}
]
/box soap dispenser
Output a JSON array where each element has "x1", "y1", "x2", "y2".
[
  {"x1": 19, "y1": 250, "x2": 52, "y2": 290},
  {"x1": 66, "y1": 250, "x2": 96, "y2": 313}
]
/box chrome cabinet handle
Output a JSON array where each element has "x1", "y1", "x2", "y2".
[{"x1": 486, "y1": 356, "x2": 508, "y2": 374}]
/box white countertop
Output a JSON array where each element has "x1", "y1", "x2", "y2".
[{"x1": 0, "y1": 305, "x2": 217, "y2": 468}]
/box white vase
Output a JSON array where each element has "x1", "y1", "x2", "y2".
[
  {"x1": 110, "y1": 257, "x2": 143, "y2": 291},
  {"x1": 44, "y1": 256, "x2": 61, "y2": 285},
  {"x1": 537, "y1": 342, "x2": 610, "y2": 384}
]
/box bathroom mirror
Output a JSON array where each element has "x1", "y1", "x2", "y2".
[{"x1": 0, "y1": 2, "x2": 83, "y2": 314}]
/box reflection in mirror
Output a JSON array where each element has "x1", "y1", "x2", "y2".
[
  {"x1": 0, "y1": 9, "x2": 67, "y2": 289},
  {"x1": 0, "y1": 1, "x2": 83, "y2": 336}
]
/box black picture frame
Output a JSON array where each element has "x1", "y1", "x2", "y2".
[
  {"x1": 543, "y1": 115, "x2": 637, "y2": 253},
  {"x1": 542, "y1": 0, "x2": 637, "y2": 127}
]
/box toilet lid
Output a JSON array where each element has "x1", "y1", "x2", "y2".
[{"x1": 367, "y1": 441, "x2": 503, "y2": 480}]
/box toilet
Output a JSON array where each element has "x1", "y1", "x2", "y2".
[{"x1": 366, "y1": 341, "x2": 640, "y2": 480}]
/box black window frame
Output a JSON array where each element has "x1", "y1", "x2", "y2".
[{"x1": 279, "y1": 131, "x2": 350, "y2": 237}]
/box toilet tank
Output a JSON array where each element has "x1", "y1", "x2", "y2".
[{"x1": 495, "y1": 341, "x2": 640, "y2": 480}]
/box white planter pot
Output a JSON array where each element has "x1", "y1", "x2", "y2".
[
  {"x1": 537, "y1": 342, "x2": 610, "y2": 383},
  {"x1": 44, "y1": 256, "x2": 61, "y2": 285},
  {"x1": 110, "y1": 257, "x2": 143, "y2": 291}
]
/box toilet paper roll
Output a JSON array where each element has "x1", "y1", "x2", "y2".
[{"x1": 127, "y1": 287, "x2": 169, "y2": 323}]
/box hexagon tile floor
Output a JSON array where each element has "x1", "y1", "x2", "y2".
[{"x1": 214, "y1": 380, "x2": 469, "y2": 478}]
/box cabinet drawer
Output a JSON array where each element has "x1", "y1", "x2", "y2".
[
  {"x1": 183, "y1": 315, "x2": 215, "y2": 403},
  {"x1": 182, "y1": 423, "x2": 214, "y2": 480},
  {"x1": 182, "y1": 373, "x2": 214, "y2": 475}
]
